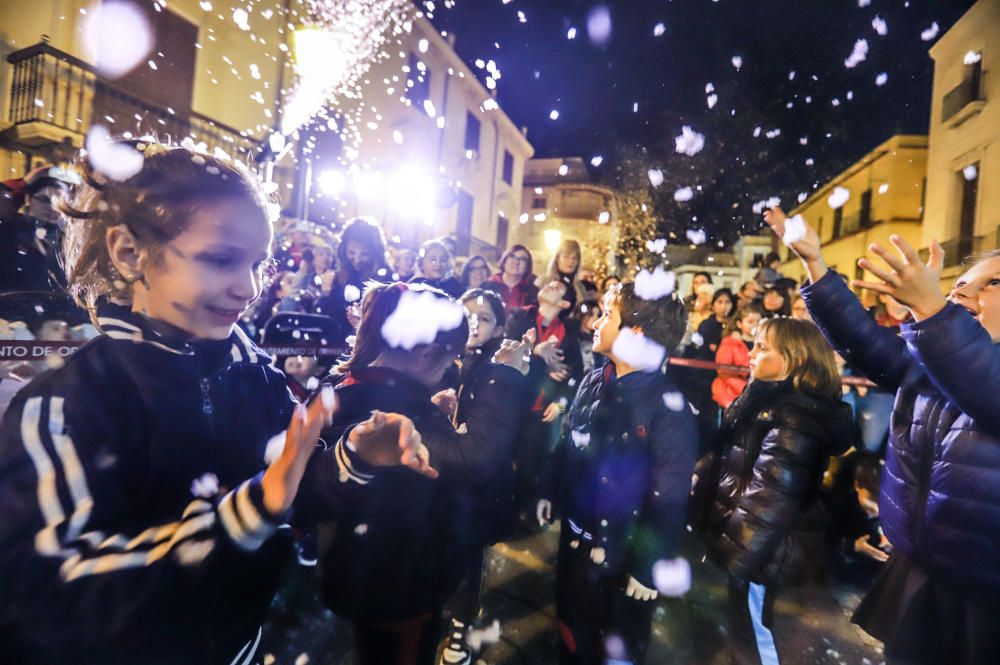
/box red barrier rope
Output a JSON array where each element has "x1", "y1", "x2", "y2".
[{"x1": 0, "y1": 340, "x2": 879, "y2": 387}]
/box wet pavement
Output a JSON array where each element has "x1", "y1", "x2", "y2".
[{"x1": 259, "y1": 524, "x2": 887, "y2": 665}]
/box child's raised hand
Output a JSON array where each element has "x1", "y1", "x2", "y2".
[
  {"x1": 763, "y1": 207, "x2": 826, "y2": 281},
  {"x1": 853, "y1": 236, "x2": 947, "y2": 321},
  {"x1": 492, "y1": 334, "x2": 532, "y2": 376},
  {"x1": 262, "y1": 386, "x2": 337, "y2": 516},
  {"x1": 348, "y1": 410, "x2": 439, "y2": 479}
]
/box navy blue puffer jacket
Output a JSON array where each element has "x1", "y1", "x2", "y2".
[{"x1": 802, "y1": 272, "x2": 1000, "y2": 589}]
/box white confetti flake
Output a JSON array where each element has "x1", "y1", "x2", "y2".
[
  {"x1": 875, "y1": 72, "x2": 888, "y2": 86},
  {"x1": 653, "y1": 557, "x2": 692, "y2": 597},
  {"x1": 844, "y1": 39, "x2": 869, "y2": 69},
  {"x1": 354, "y1": 523, "x2": 368, "y2": 535},
  {"x1": 567, "y1": 27, "x2": 577, "y2": 40},
  {"x1": 858, "y1": 0, "x2": 871, "y2": 6},
  {"x1": 653, "y1": 22, "x2": 666, "y2": 37},
  {"x1": 381, "y1": 290, "x2": 465, "y2": 350},
  {"x1": 686, "y1": 229, "x2": 707, "y2": 245},
  {"x1": 466, "y1": 620, "x2": 502, "y2": 651},
  {"x1": 81, "y1": 1, "x2": 153, "y2": 79},
  {"x1": 828, "y1": 186, "x2": 851, "y2": 210},
  {"x1": 86, "y1": 125, "x2": 144, "y2": 181},
  {"x1": 964, "y1": 51, "x2": 982, "y2": 65},
  {"x1": 872, "y1": 16, "x2": 888, "y2": 36},
  {"x1": 647, "y1": 168, "x2": 664, "y2": 188},
  {"x1": 190, "y1": 472, "x2": 219, "y2": 498},
  {"x1": 798, "y1": 192, "x2": 809, "y2": 203},
  {"x1": 571, "y1": 430, "x2": 591, "y2": 448},
  {"x1": 232, "y1": 7, "x2": 251, "y2": 31},
  {"x1": 963, "y1": 164, "x2": 978, "y2": 181},
  {"x1": 598, "y1": 211, "x2": 611, "y2": 224},
  {"x1": 674, "y1": 125, "x2": 705, "y2": 157},
  {"x1": 344, "y1": 284, "x2": 361, "y2": 303},
  {"x1": 295, "y1": 655, "x2": 309, "y2": 665},
  {"x1": 731, "y1": 55, "x2": 743, "y2": 70},
  {"x1": 549, "y1": 109, "x2": 560, "y2": 120},
  {"x1": 921, "y1": 22, "x2": 940, "y2": 42},
  {"x1": 199, "y1": 1, "x2": 213, "y2": 10},
  {"x1": 674, "y1": 186, "x2": 694, "y2": 202},
  {"x1": 611, "y1": 328, "x2": 666, "y2": 372},
  {"x1": 782, "y1": 214, "x2": 808, "y2": 246},
  {"x1": 662, "y1": 392, "x2": 686, "y2": 412},
  {"x1": 706, "y1": 94, "x2": 718, "y2": 109},
  {"x1": 634, "y1": 266, "x2": 676, "y2": 300},
  {"x1": 645, "y1": 238, "x2": 667, "y2": 254},
  {"x1": 878, "y1": 183, "x2": 890, "y2": 194},
  {"x1": 586, "y1": 5, "x2": 612, "y2": 45},
  {"x1": 590, "y1": 155, "x2": 604, "y2": 167}
]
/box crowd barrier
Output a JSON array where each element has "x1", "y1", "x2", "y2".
[{"x1": 0, "y1": 340, "x2": 879, "y2": 387}]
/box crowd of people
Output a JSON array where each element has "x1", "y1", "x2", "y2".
[{"x1": 0, "y1": 140, "x2": 997, "y2": 665}]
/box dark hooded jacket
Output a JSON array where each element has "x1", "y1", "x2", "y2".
[{"x1": 708, "y1": 378, "x2": 854, "y2": 586}]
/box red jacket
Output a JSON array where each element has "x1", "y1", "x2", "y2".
[
  {"x1": 711, "y1": 335, "x2": 751, "y2": 408},
  {"x1": 482, "y1": 273, "x2": 539, "y2": 313}
]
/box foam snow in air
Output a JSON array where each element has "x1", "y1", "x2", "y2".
[
  {"x1": 86, "y1": 125, "x2": 144, "y2": 181},
  {"x1": 571, "y1": 430, "x2": 591, "y2": 448},
  {"x1": 686, "y1": 229, "x2": 707, "y2": 245},
  {"x1": 921, "y1": 22, "x2": 940, "y2": 42},
  {"x1": 653, "y1": 22, "x2": 666, "y2": 37},
  {"x1": 662, "y1": 392, "x2": 686, "y2": 412},
  {"x1": 646, "y1": 238, "x2": 667, "y2": 254},
  {"x1": 706, "y1": 94, "x2": 718, "y2": 109},
  {"x1": 674, "y1": 126, "x2": 705, "y2": 157},
  {"x1": 381, "y1": 290, "x2": 464, "y2": 350},
  {"x1": 963, "y1": 164, "x2": 978, "y2": 181},
  {"x1": 964, "y1": 51, "x2": 982, "y2": 65},
  {"x1": 591, "y1": 155, "x2": 604, "y2": 167},
  {"x1": 876, "y1": 72, "x2": 888, "y2": 86},
  {"x1": 343, "y1": 284, "x2": 361, "y2": 303},
  {"x1": 844, "y1": 39, "x2": 869, "y2": 68},
  {"x1": 872, "y1": 16, "x2": 888, "y2": 36},
  {"x1": 634, "y1": 266, "x2": 676, "y2": 300},
  {"x1": 674, "y1": 186, "x2": 694, "y2": 202},
  {"x1": 782, "y1": 214, "x2": 808, "y2": 246},
  {"x1": 648, "y1": 169, "x2": 665, "y2": 188},
  {"x1": 82, "y1": 1, "x2": 153, "y2": 79},
  {"x1": 611, "y1": 328, "x2": 666, "y2": 372},
  {"x1": 586, "y1": 5, "x2": 612, "y2": 45},
  {"x1": 190, "y1": 473, "x2": 219, "y2": 499},
  {"x1": 466, "y1": 620, "x2": 502, "y2": 651},
  {"x1": 828, "y1": 186, "x2": 850, "y2": 210},
  {"x1": 653, "y1": 557, "x2": 692, "y2": 597},
  {"x1": 731, "y1": 55, "x2": 743, "y2": 70}
]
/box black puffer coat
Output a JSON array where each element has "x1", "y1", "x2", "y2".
[{"x1": 708, "y1": 379, "x2": 854, "y2": 586}]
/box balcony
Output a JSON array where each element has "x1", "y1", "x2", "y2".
[
  {"x1": 918, "y1": 236, "x2": 985, "y2": 268},
  {"x1": 5, "y1": 41, "x2": 259, "y2": 159},
  {"x1": 941, "y1": 68, "x2": 985, "y2": 127}
]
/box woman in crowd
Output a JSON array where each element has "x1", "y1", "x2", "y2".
[
  {"x1": 711, "y1": 304, "x2": 763, "y2": 410},
  {"x1": 409, "y1": 239, "x2": 463, "y2": 298},
  {"x1": 483, "y1": 244, "x2": 539, "y2": 314},
  {"x1": 685, "y1": 271, "x2": 713, "y2": 310},
  {"x1": 707, "y1": 317, "x2": 852, "y2": 665},
  {"x1": 761, "y1": 286, "x2": 790, "y2": 318},
  {"x1": 314, "y1": 218, "x2": 391, "y2": 338},
  {"x1": 767, "y1": 207, "x2": 1000, "y2": 665},
  {"x1": 460, "y1": 255, "x2": 491, "y2": 292},
  {"x1": 536, "y1": 238, "x2": 583, "y2": 315},
  {"x1": 393, "y1": 247, "x2": 418, "y2": 283}
]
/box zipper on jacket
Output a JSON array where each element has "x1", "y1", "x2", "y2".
[{"x1": 200, "y1": 377, "x2": 214, "y2": 416}]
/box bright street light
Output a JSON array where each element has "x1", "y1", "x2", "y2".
[{"x1": 544, "y1": 229, "x2": 563, "y2": 251}]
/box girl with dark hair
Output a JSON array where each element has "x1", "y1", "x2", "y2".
[
  {"x1": 314, "y1": 217, "x2": 391, "y2": 340},
  {"x1": 768, "y1": 207, "x2": 1000, "y2": 665},
  {"x1": 707, "y1": 317, "x2": 853, "y2": 665},
  {"x1": 460, "y1": 255, "x2": 491, "y2": 291},
  {"x1": 483, "y1": 244, "x2": 539, "y2": 313},
  {"x1": 761, "y1": 286, "x2": 790, "y2": 318},
  {"x1": 409, "y1": 239, "x2": 463, "y2": 298},
  {"x1": 0, "y1": 140, "x2": 431, "y2": 665},
  {"x1": 302, "y1": 282, "x2": 529, "y2": 665}
]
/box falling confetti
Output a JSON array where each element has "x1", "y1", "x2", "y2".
[
  {"x1": 964, "y1": 50, "x2": 982, "y2": 65},
  {"x1": 634, "y1": 266, "x2": 676, "y2": 300},
  {"x1": 674, "y1": 126, "x2": 705, "y2": 157},
  {"x1": 875, "y1": 72, "x2": 888, "y2": 86},
  {"x1": 828, "y1": 186, "x2": 851, "y2": 210},
  {"x1": 587, "y1": 5, "x2": 613, "y2": 45},
  {"x1": 921, "y1": 22, "x2": 940, "y2": 41},
  {"x1": 81, "y1": 1, "x2": 153, "y2": 79},
  {"x1": 590, "y1": 155, "x2": 604, "y2": 167},
  {"x1": 674, "y1": 186, "x2": 694, "y2": 202},
  {"x1": 647, "y1": 168, "x2": 665, "y2": 188},
  {"x1": 872, "y1": 16, "x2": 888, "y2": 36},
  {"x1": 381, "y1": 290, "x2": 464, "y2": 350},
  {"x1": 731, "y1": 55, "x2": 743, "y2": 70},
  {"x1": 86, "y1": 125, "x2": 144, "y2": 181},
  {"x1": 782, "y1": 214, "x2": 809, "y2": 246},
  {"x1": 662, "y1": 392, "x2": 686, "y2": 412},
  {"x1": 686, "y1": 229, "x2": 707, "y2": 245},
  {"x1": 611, "y1": 328, "x2": 666, "y2": 372},
  {"x1": 844, "y1": 39, "x2": 869, "y2": 68},
  {"x1": 963, "y1": 164, "x2": 978, "y2": 181},
  {"x1": 653, "y1": 22, "x2": 666, "y2": 37},
  {"x1": 549, "y1": 109, "x2": 560, "y2": 120}
]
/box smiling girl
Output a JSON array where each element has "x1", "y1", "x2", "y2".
[
  {"x1": 767, "y1": 207, "x2": 1000, "y2": 665},
  {"x1": 0, "y1": 142, "x2": 429, "y2": 664}
]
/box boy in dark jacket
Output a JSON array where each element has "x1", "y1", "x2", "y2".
[{"x1": 538, "y1": 282, "x2": 697, "y2": 665}]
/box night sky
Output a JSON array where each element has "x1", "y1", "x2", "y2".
[{"x1": 431, "y1": 0, "x2": 977, "y2": 241}]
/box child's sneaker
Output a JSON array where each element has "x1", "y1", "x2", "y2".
[{"x1": 439, "y1": 618, "x2": 472, "y2": 665}]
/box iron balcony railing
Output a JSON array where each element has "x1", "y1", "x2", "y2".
[
  {"x1": 6, "y1": 41, "x2": 258, "y2": 159},
  {"x1": 942, "y1": 68, "x2": 985, "y2": 123}
]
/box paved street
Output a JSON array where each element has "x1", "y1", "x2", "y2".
[{"x1": 260, "y1": 525, "x2": 887, "y2": 665}]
